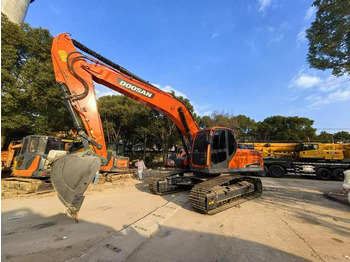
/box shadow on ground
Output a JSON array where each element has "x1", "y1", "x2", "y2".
[
  {"x1": 135, "y1": 170, "x2": 349, "y2": 213},
  {"x1": 2, "y1": 208, "x2": 311, "y2": 262},
  {"x1": 257, "y1": 188, "x2": 350, "y2": 238},
  {"x1": 2, "y1": 208, "x2": 116, "y2": 262},
  {"x1": 134, "y1": 170, "x2": 350, "y2": 240}
]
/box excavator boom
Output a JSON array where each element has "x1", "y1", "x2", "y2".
[{"x1": 51, "y1": 33, "x2": 263, "y2": 219}]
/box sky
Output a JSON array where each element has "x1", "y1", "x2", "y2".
[{"x1": 25, "y1": 0, "x2": 350, "y2": 133}]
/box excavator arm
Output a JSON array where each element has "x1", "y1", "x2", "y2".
[{"x1": 51, "y1": 33, "x2": 199, "y2": 219}]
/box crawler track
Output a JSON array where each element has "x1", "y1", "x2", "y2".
[
  {"x1": 149, "y1": 171, "x2": 189, "y2": 195},
  {"x1": 1, "y1": 178, "x2": 53, "y2": 194},
  {"x1": 190, "y1": 175, "x2": 262, "y2": 214}
]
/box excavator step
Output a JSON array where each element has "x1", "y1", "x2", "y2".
[{"x1": 189, "y1": 175, "x2": 262, "y2": 215}]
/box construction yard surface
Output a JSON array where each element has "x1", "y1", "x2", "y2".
[{"x1": 2, "y1": 175, "x2": 350, "y2": 262}]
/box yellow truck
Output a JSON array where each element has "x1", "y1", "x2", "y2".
[{"x1": 240, "y1": 142, "x2": 350, "y2": 181}]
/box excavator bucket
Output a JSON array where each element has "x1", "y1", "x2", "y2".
[{"x1": 51, "y1": 151, "x2": 100, "y2": 221}]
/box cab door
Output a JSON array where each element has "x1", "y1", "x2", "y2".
[
  {"x1": 192, "y1": 130, "x2": 210, "y2": 168},
  {"x1": 210, "y1": 129, "x2": 228, "y2": 169},
  {"x1": 15, "y1": 137, "x2": 47, "y2": 170}
]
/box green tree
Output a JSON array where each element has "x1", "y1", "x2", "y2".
[
  {"x1": 199, "y1": 113, "x2": 259, "y2": 140},
  {"x1": 199, "y1": 112, "x2": 237, "y2": 130},
  {"x1": 306, "y1": 0, "x2": 350, "y2": 76},
  {"x1": 98, "y1": 91, "x2": 198, "y2": 163},
  {"x1": 234, "y1": 115, "x2": 257, "y2": 141},
  {"x1": 98, "y1": 95, "x2": 152, "y2": 146},
  {"x1": 333, "y1": 131, "x2": 350, "y2": 141},
  {"x1": 317, "y1": 131, "x2": 334, "y2": 142},
  {"x1": 1, "y1": 14, "x2": 71, "y2": 146},
  {"x1": 256, "y1": 116, "x2": 316, "y2": 141},
  {"x1": 150, "y1": 92, "x2": 198, "y2": 163}
]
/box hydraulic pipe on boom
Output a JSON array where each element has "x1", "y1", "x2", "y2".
[{"x1": 51, "y1": 33, "x2": 263, "y2": 220}]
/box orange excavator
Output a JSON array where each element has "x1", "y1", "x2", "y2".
[
  {"x1": 100, "y1": 142, "x2": 129, "y2": 175},
  {"x1": 51, "y1": 33, "x2": 263, "y2": 220},
  {"x1": 1, "y1": 140, "x2": 22, "y2": 176}
]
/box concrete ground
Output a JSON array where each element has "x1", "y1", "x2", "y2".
[{"x1": 1, "y1": 176, "x2": 350, "y2": 262}]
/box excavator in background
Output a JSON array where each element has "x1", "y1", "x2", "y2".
[
  {"x1": 1, "y1": 135, "x2": 129, "y2": 193},
  {"x1": 240, "y1": 142, "x2": 350, "y2": 181},
  {"x1": 100, "y1": 142, "x2": 129, "y2": 174},
  {"x1": 2, "y1": 135, "x2": 70, "y2": 193},
  {"x1": 99, "y1": 142, "x2": 130, "y2": 182},
  {"x1": 1, "y1": 140, "x2": 22, "y2": 177},
  {"x1": 50, "y1": 33, "x2": 263, "y2": 220}
]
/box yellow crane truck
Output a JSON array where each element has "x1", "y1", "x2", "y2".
[{"x1": 240, "y1": 142, "x2": 350, "y2": 181}]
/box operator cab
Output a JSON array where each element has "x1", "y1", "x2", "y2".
[
  {"x1": 106, "y1": 142, "x2": 124, "y2": 155},
  {"x1": 14, "y1": 136, "x2": 66, "y2": 178},
  {"x1": 102, "y1": 142, "x2": 130, "y2": 172},
  {"x1": 297, "y1": 143, "x2": 319, "y2": 152},
  {"x1": 191, "y1": 127, "x2": 237, "y2": 172}
]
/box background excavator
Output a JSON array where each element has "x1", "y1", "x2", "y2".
[
  {"x1": 1, "y1": 140, "x2": 22, "y2": 177},
  {"x1": 2, "y1": 135, "x2": 71, "y2": 193},
  {"x1": 100, "y1": 142, "x2": 129, "y2": 174},
  {"x1": 50, "y1": 33, "x2": 263, "y2": 220}
]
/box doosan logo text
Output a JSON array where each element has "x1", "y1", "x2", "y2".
[{"x1": 117, "y1": 78, "x2": 154, "y2": 98}]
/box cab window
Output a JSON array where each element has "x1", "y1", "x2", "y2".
[
  {"x1": 211, "y1": 130, "x2": 227, "y2": 165},
  {"x1": 212, "y1": 130, "x2": 226, "y2": 150},
  {"x1": 116, "y1": 144, "x2": 124, "y2": 155},
  {"x1": 228, "y1": 131, "x2": 235, "y2": 155},
  {"x1": 20, "y1": 138, "x2": 29, "y2": 155},
  {"x1": 192, "y1": 131, "x2": 209, "y2": 166},
  {"x1": 193, "y1": 131, "x2": 209, "y2": 153},
  {"x1": 107, "y1": 143, "x2": 116, "y2": 154},
  {"x1": 28, "y1": 138, "x2": 47, "y2": 154},
  {"x1": 28, "y1": 139, "x2": 39, "y2": 153},
  {"x1": 45, "y1": 139, "x2": 61, "y2": 154},
  {"x1": 302, "y1": 144, "x2": 319, "y2": 151}
]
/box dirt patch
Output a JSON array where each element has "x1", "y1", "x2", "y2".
[{"x1": 1, "y1": 177, "x2": 140, "y2": 200}]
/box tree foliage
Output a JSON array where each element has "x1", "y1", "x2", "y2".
[
  {"x1": 98, "y1": 95, "x2": 152, "y2": 145},
  {"x1": 200, "y1": 113, "x2": 318, "y2": 142},
  {"x1": 256, "y1": 116, "x2": 316, "y2": 141},
  {"x1": 317, "y1": 131, "x2": 334, "y2": 142},
  {"x1": 1, "y1": 14, "x2": 71, "y2": 146},
  {"x1": 98, "y1": 91, "x2": 197, "y2": 162},
  {"x1": 316, "y1": 131, "x2": 350, "y2": 142},
  {"x1": 333, "y1": 131, "x2": 350, "y2": 141},
  {"x1": 306, "y1": 0, "x2": 350, "y2": 76}
]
